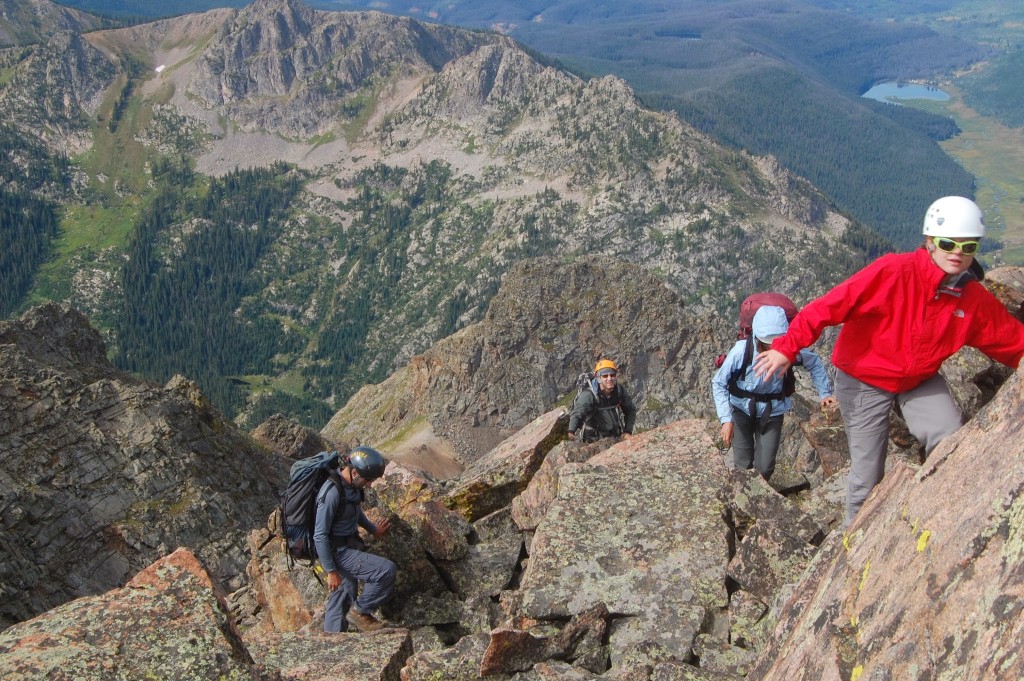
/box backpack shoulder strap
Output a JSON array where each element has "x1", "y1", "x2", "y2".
[
  {"x1": 728, "y1": 336, "x2": 786, "y2": 402},
  {"x1": 727, "y1": 336, "x2": 755, "y2": 392}
]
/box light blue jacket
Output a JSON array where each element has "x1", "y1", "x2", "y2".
[{"x1": 712, "y1": 342, "x2": 833, "y2": 422}]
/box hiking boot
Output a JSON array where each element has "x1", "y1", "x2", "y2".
[{"x1": 346, "y1": 609, "x2": 385, "y2": 632}]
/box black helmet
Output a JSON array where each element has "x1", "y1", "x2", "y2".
[{"x1": 346, "y1": 446, "x2": 387, "y2": 481}]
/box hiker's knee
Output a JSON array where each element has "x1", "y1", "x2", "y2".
[{"x1": 380, "y1": 558, "x2": 397, "y2": 586}]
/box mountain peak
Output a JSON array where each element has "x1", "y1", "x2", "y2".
[{"x1": 0, "y1": 0, "x2": 103, "y2": 47}]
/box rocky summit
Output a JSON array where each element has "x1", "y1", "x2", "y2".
[{"x1": 0, "y1": 264, "x2": 1022, "y2": 678}]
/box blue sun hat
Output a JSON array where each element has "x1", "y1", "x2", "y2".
[{"x1": 752, "y1": 305, "x2": 789, "y2": 344}]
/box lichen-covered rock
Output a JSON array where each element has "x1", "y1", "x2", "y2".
[
  {"x1": 516, "y1": 421, "x2": 731, "y2": 618},
  {"x1": 752, "y1": 367, "x2": 1024, "y2": 679},
  {"x1": 725, "y1": 469, "x2": 824, "y2": 545},
  {"x1": 399, "y1": 632, "x2": 504, "y2": 681},
  {"x1": 726, "y1": 590, "x2": 767, "y2": 650},
  {"x1": 247, "y1": 628, "x2": 413, "y2": 681},
  {"x1": 511, "y1": 420, "x2": 732, "y2": 668},
  {"x1": 401, "y1": 500, "x2": 472, "y2": 561},
  {"x1": 479, "y1": 603, "x2": 610, "y2": 676},
  {"x1": 373, "y1": 462, "x2": 443, "y2": 514},
  {"x1": 726, "y1": 521, "x2": 817, "y2": 605},
  {"x1": 244, "y1": 521, "x2": 324, "y2": 633},
  {"x1": 511, "y1": 439, "x2": 611, "y2": 531},
  {"x1": 692, "y1": 633, "x2": 756, "y2": 677},
  {"x1": 511, "y1": 661, "x2": 603, "y2": 679},
  {"x1": 442, "y1": 408, "x2": 566, "y2": 521},
  {"x1": 650, "y1": 661, "x2": 742, "y2": 680},
  {"x1": 439, "y1": 506, "x2": 523, "y2": 600},
  {"x1": 0, "y1": 548, "x2": 275, "y2": 680}
]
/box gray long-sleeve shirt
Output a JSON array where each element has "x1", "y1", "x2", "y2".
[
  {"x1": 568, "y1": 381, "x2": 637, "y2": 437},
  {"x1": 313, "y1": 477, "x2": 377, "y2": 574}
]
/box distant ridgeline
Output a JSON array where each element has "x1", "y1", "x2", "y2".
[
  {"x1": 48, "y1": 0, "x2": 989, "y2": 249},
  {"x1": 246, "y1": 0, "x2": 988, "y2": 251},
  {"x1": 50, "y1": 0, "x2": 250, "y2": 18}
]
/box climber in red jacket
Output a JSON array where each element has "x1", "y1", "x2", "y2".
[{"x1": 754, "y1": 196, "x2": 1024, "y2": 528}]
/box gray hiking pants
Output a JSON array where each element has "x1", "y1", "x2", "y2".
[
  {"x1": 731, "y1": 407, "x2": 784, "y2": 480},
  {"x1": 835, "y1": 368, "x2": 961, "y2": 528},
  {"x1": 323, "y1": 543, "x2": 396, "y2": 633}
]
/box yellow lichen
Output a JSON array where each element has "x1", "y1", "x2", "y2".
[
  {"x1": 917, "y1": 529, "x2": 932, "y2": 553},
  {"x1": 859, "y1": 561, "x2": 871, "y2": 592},
  {"x1": 851, "y1": 665, "x2": 865, "y2": 681}
]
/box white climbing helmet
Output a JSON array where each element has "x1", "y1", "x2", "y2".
[{"x1": 922, "y1": 196, "x2": 985, "y2": 238}]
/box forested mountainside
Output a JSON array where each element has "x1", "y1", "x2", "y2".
[{"x1": 1, "y1": 0, "x2": 881, "y2": 428}]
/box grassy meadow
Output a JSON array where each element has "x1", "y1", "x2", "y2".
[{"x1": 895, "y1": 85, "x2": 1024, "y2": 266}]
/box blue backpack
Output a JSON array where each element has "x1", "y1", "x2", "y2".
[{"x1": 280, "y1": 451, "x2": 343, "y2": 563}]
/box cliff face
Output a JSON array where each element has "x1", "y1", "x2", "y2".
[
  {"x1": 0, "y1": 304, "x2": 290, "y2": 631},
  {"x1": 752, "y1": 365, "x2": 1024, "y2": 680},
  {"x1": 186, "y1": 1, "x2": 489, "y2": 138}
]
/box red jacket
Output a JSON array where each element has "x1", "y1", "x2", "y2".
[{"x1": 773, "y1": 248, "x2": 1024, "y2": 393}]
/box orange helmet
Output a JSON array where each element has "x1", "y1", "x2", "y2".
[{"x1": 594, "y1": 359, "x2": 618, "y2": 375}]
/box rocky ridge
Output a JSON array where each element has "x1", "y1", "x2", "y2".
[
  {"x1": 0, "y1": 0, "x2": 102, "y2": 49},
  {"x1": 0, "y1": 267, "x2": 1022, "y2": 677},
  {"x1": 5, "y1": 370, "x2": 1024, "y2": 678},
  {"x1": 0, "y1": 304, "x2": 291, "y2": 630},
  {"x1": 322, "y1": 256, "x2": 716, "y2": 464}
]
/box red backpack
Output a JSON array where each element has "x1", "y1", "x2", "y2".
[
  {"x1": 715, "y1": 293, "x2": 802, "y2": 410},
  {"x1": 734, "y1": 292, "x2": 799, "y2": 341}
]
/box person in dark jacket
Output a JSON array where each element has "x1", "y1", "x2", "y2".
[
  {"x1": 567, "y1": 358, "x2": 638, "y2": 442},
  {"x1": 313, "y1": 446, "x2": 395, "y2": 633}
]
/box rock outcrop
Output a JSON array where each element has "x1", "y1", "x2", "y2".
[
  {"x1": 233, "y1": 412, "x2": 832, "y2": 679},
  {"x1": 187, "y1": 0, "x2": 490, "y2": 138},
  {"x1": 0, "y1": 548, "x2": 272, "y2": 680},
  {"x1": 0, "y1": 303, "x2": 290, "y2": 630},
  {"x1": 0, "y1": 546, "x2": 414, "y2": 681},
  {"x1": 250, "y1": 412, "x2": 345, "y2": 460},
  {"x1": 751, "y1": 364, "x2": 1024, "y2": 679}
]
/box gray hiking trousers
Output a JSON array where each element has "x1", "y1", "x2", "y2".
[
  {"x1": 731, "y1": 407, "x2": 784, "y2": 480},
  {"x1": 834, "y1": 368, "x2": 961, "y2": 528}
]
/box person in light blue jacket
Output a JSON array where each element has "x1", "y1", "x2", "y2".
[{"x1": 712, "y1": 305, "x2": 837, "y2": 480}]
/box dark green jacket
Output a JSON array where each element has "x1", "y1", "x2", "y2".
[{"x1": 568, "y1": 382, "x2": 637, "y2": 440}]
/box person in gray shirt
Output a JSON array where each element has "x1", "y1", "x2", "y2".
[
  {"x1": 314, "y1": 446, "x2": 395, "y2": 632},
  {"x1": 568, "y1": 358, "x2": 637, "y2": 442}
]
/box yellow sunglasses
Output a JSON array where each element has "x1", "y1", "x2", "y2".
[{"x1": 932, "y1": 237, "x2": 980, "y2": 255}]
